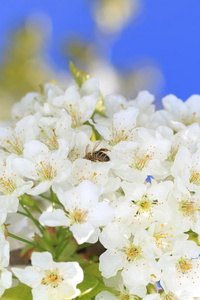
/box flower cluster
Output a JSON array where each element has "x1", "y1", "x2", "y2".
[{"x1": 1, "y1": 64, "x2": 200, "y2": 299}]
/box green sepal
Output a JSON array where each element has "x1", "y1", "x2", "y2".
[
  {"x1": 1, "y1": 283, "x2": 32, "y2": 300},
  {"x1": 19, "y1": 194, "x2": 35, "y2": 208},
  {"x1": 185, "y1": 229, "x2": 200, "y2": 245},
  {"x1": 20, "y1": 243, "x2": 35, "y2": 258},
  {"x1": 69, "y1": 61, "x2": 91, "y2": 88},
  {"x1": 146, "y1": 282, "x2": 157, "y2": 294}
]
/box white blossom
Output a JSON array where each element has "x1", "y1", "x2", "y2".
[
  {"x1": 12, "y1": 251, "x2": 83, "y2": 300},
  {"x1": 40, "y1": 180, "x2": 114, "y2": 244}
]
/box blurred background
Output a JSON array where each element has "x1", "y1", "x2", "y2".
[{"x1": 0, "y1": 0, "x2": 200, "y2": 119}]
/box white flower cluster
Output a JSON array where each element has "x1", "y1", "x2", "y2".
[{"x1": 1, "y1": 75, "x2": 200, "y2": 299}]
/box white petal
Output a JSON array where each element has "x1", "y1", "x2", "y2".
[
  {"x1": 31, "y1": 251, "x2": 54, "y2": 270},
  {"x1": 12, "y1": 158, "x2": 37, "y2": 179},
  {"x1": 12, "y1": 266, "x2": 42, "y2": 288},
  {"x1": 99, "y1": 250, "x2": 124, "y2": 278},
  {"x1": 39, "y1": 209, "x2": 70, "y2": 227},
  {"x1": 90, "y1": 203, "x2": 114, "y2": 227},
  {"x1": 70, "y1": 223, "x2": 94, "y2": 244}
]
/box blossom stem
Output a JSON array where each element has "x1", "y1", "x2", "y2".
[
  {"x1": 8, "y1": 232, "x2": 37, "y2": 248},
  {"x1": 17, "y1": 210, "x2": 29, "y2": 218},
  {"x1": 33, "y1": 203, "x2": 42, "y2": 214},
  {"x1": 39, "y1": 194, "x2": 51, "y2": 201},
  {"x1": 55, "y1": 229, "x2": 71, "y2": 259},
  {"x1": 21, "y1": 204, "x2": 44, "y2": 234},
  {"x1": 55, "y1": 237, "x2": 71, "y2": 259}
]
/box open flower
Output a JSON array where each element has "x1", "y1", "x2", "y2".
[
  {"x1": 12, "y1": 251, "x2": 83, "y2": 300},
  {"x1": 0, "y1": 154, "x2": 33, "y2": 213},
  {"x1": 159, "y1": 240, "x2": 200, "y2": 297},
  {"x1": 0, "y1": 228, "x2": 12, "y2": 297},
  {"x1": 40, "y1": 180, "x2": 114, "y2": 244},
  {"x1": 12, "y1": 139, "x2": 71, "y2": 195},
  {"x1": 51, "y1": 78, "x2": 100, "y2": 128}
]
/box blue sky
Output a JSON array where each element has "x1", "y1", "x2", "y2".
[{"x1": 0, "y1": 0, "x2": 200, "y2": 100}]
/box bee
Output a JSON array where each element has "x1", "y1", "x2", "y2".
[{"x1": 84, "y1": 141, "x2": 110, "y2": 162}]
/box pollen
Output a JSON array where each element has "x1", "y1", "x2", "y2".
[
  {"x1": 176, "y1": 257, "x2": 192, "y2": 274},
  {"x1": 190, "y1": 169, "x2": 200, "y2": 186},
  {"x1": 0, "y1": 176, "x2": 16, "y2": 194},
  {"x1": 123, "y1": 243, "x2": 142, "y2": 262},
  {"x1": 41, "y1": 268, "x2": 64, "y2": 288},
  {"x1": 40, "y1": 128, "x2": 59, "y2": 150},
  {"x1": 37, "y1": 161, "x2": 57, "y2": 181},
  {"x1": 68, "y1": 208, "x2": 89, "y2": 225},
  {"x1": 130, "y1": 154, "x2": 151, "y2": 170}
]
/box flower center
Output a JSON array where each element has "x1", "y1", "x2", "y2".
[
  {"x1": 37, "y1": 162, "x2": 57, "y2": 181},
  {"x1": 123, "y1": 244, "x2": 142, "y2": 262},
  {"x1": 41, "y1": 268, "x2": 64, "y2": 288},
  {"x1": 179, "y1": 199, "x2": 200, "y2": 217},
  {"x1": 66, "y1": 104, "x2": 81, "y2": 128},
  {"x1": 176, "y1": 257, "x2": 192, "y2": 274},
  {"x1": 167, "y1": 146, "x2": 179, "y2": 162},
  {"x1": 190, "y1": 169, "x2": 200, "y2": 186},
  {"x1": 161, "y1": 292, "x2": 178, "y2": 300},
  {"x1": 119, "y1": 294, "x2": 137, "y2": 300},
  {"x1": 153, "y1": 230, "x2": 170, "y2": 250},
  {"x1": 0, "y1": 177, "x2": 16, "y2": 194},
  {"x1": 182, "y1": 112, "x2": 199, "y2": 126},
  {"x1": 130, "y1": 154, "x2": 151, "y2": 170},
  {"x1": 68, "y1": 208, "x2": 89, "y2": 224},
  {"x1": 40, "y1": 128, "x2": 59, "y2": 150},
  {"x1": 110, "y1": 129, "x2": 129, "y2": 145},
  {"x1": 3, "y1": 138, "x2": 23, "y2": 156},
  {"x1": 133, "y1": 195, "x2": 158, "y2": 214}
]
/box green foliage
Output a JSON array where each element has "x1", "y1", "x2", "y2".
[
  {"x1": 69, "y1": 61, "x2": 91, "y2": 88},
  {"x1": 1, "y1": 283, "x2": 32, "y2": 300},
  {"x1": 84, "y1": 263, "x2": 102, "y2": 278},
  {"x1": 76, "y1": 263, "x2": 115, "y2": 300},
  {"x1": 19, "y1": 194, "x2": 36, "y2": 208},
  {"x1": 77, "y1": 275, "x2": 99, "y2": 299}
]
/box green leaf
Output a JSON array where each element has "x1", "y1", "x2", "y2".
[
  {"x1": 69, "y1": 61, "x2": 91, "y2": 88},
  {"x1": 77, "y1": 275, "x2": 98, "y2": 298},
  {"x1": 33, "y1": 233, "x2": 55, "y2": 254},
  {"x1": 84, "y1": 263, "x2": 102, "y2": 279},
  {"x1": 43, "y1": 227, "x2": 57, "y2": 246},
  {"x1": 57, "y1": 239, "x2": 77, "y2": 261},
  {"x1": 93, "y1": 92, "x2": 105, "y2": 117},
  {"x1": 1, "y1": 283, "x2": 32, "y2": 300},
  {"x1": 78, "y1": 280, "x2": 110, "y2": 300}
]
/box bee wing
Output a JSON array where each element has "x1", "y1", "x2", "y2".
[
  {"x1": 85, "y1": 144, "x2": 90, "y2": 155},
  {"x1": 93, "y1": 140, "x2": 102, "y2": 152}
]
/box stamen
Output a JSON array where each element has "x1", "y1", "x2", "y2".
[
  {"x1": 41, "y1": 268, "x2": 64, "y2": 288},
  {"x1": 190, "y1": 169, "x2": 200, "y2": 186},
  {"x1": 67, "y1": 208, "x2": 89, "y2": 225},
  {"x1": 38, "y1": 162, "x2": 57, "y2": 181},
  {"x1": 41, "y1": 129, "x2": 59, "y2": 150},
  {"x1": 0, "y1": 177, "x2": 16, "y2": 194},
  {"x1": 130, "y1": 154, "x2": 151, "y2": 170}
]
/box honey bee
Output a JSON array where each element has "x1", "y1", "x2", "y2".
[{"x1": 84, "y1": 141, "x2": 110, "y2": 162}]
